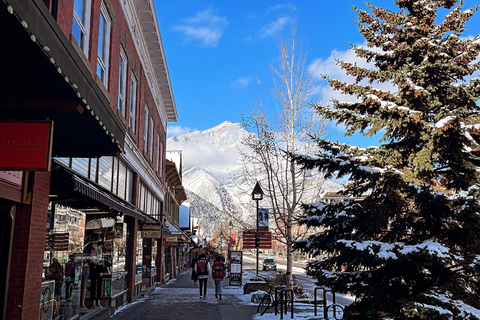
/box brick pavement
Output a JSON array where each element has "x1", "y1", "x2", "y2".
[{"x1": 109, "y1": 269, "x2": 258, "y2": 320}]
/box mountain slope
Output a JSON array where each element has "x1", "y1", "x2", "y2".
[{"x1": 167, "y1": 121, "x2": 340, "y2": 238}]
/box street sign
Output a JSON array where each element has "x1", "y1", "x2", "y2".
[
  {"x1": 229, "y1": 251, "x2": 243, "y2": 286},
  {"x1": 242, "y1": 230, "x2": 272, "y2": 249}
]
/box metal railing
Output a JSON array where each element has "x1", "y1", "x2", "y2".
[{"x1": 279, "y1": 288, "x2": 294, "y2": 319}]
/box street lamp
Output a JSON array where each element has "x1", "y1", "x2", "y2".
[{"x1": 251, "y1": 181, "x2": 264, "y2": 277}]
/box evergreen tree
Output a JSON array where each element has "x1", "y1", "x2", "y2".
[{"x1": 294, "y1": 1, "x2": 480, "y2": 318}]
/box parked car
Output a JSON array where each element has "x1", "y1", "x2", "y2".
[{"x1": 262, "y1": 258, "x2": 277, "y2": 271}]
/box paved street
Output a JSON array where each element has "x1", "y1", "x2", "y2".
[
  {"x1": 110, "y1": 269, "x2": 258, "y2": 320},
  {"x1": 108, "y1": 255, "x2": 355, "y2": 320}
]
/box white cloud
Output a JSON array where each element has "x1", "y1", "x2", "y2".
[
  {"x1": 259, "y1": 17, "x2": 288, "y2": 38},
  {"x1": 167, "y1": 125, "x2": 192, "y2": 138},
  {"x1": 173, "y1": 9, "x2": 228, "y2": 47},
  {"x1": 232, "y1": 77, "x2": 252, "y2": 88}
]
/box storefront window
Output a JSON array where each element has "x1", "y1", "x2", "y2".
[
  {"x1": 83, "y1": 217, "x2": 127, "y2": 301},
  {"x1": 42, "y1": 204, "x2": 85, "y2": 320}
]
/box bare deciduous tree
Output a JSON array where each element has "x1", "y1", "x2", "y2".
[{"x1": 241, "y1": 16, "x2": 328, "y2": 287}]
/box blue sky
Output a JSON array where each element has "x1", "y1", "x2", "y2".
[{"x1": 156, "y1": 1, "x2": 479, "y2": 147}]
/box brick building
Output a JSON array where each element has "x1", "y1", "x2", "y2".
[{"x1": 0, "y1": 0, "x2": 182, "y2": 319}]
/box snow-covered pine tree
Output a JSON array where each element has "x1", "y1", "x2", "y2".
[{"x1": 294, "y1": 0, "x2": 480, "y2": 319}]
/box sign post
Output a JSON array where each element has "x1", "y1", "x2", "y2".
[{"x1": 229, "y1": 251, "x2": 242, "y2": 286}]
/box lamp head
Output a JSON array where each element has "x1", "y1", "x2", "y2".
[{"x1": 251, "y1": 181, "x2": 264, "y2": 201}]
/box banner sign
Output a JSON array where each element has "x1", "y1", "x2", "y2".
[
  {"x1": 0, "y1": 121, "x2": 53, "y2": 171},
  {"x1": 229, "y1": 251, "x2": 242, "y2": 286},
  {"x1": 259, "y1": 208, "x2": 269, "y2": 229},
  {"x1": 230, "y1": 233, "x2": 236, "y2": 245}
]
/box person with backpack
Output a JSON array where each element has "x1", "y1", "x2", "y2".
[
  {"x1": 194, "y1": 253, "x2": 209, "y2": 299},
  {"x1": 212, "y1": 255, "x2": 226, "y2": 300}
]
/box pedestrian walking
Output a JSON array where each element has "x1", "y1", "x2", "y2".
[
  {"x1": 191, "y1": 256, "x2": 198, "y2": 285},
  {"x1": 212, "y1": 255, "x2": 226, "y2": 300},
  {"x1": 194, "y1": 253, "x2": 209, "y2": 299}
]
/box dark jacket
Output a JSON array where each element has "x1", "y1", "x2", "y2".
[{"x1": 194, "y1": 258, "x2": 209, "y2": 279}]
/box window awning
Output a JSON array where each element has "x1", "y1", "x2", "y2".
[
  {"x1": 73, "y1": 177, "x2": 157, "y2": 224},
  {"x1": 164, "y1": 220, "x2": 189, "y2": 241},
  {"x1": 50, "y1": 163, "x2": 158, "y2": 224}
]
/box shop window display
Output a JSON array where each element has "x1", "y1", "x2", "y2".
[
  {"x1": 41, "y1": 204, "x2": 128, "y2": 320},
  {"x1": 82, "y1": 218, "x2": 127, "y2": 305},
  {"x1": 42, "y1": 205, "x2": 85, "y2": 320}
]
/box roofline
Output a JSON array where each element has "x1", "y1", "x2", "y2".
[{"x1": 120, "y1": 0, "x2": 178, "y2": 125}]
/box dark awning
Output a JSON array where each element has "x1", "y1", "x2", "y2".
[
  {"x1": 50, "y1": 163, "x2": 158, "y2": 224},
  {"x1": 0, "y1": 0, "x2": 125, "y2": 157},
  {"x1": 73, "y1": 177, "x2": 157, "y2": 224}
]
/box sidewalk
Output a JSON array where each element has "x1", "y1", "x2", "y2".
[{"x1": 109, "y1": 269, "x2": 259, "y2": 320}]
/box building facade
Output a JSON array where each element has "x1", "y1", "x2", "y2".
[{"x1": 0, "y1": 0, "x2": 180, "y2": 319}]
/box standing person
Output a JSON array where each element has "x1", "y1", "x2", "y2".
[
  {"x1": 194, "y1": 253, "x2": 209, "y2": 299},
  {"x1": 47, "y1": 258, "x2": 63, "y2": 317},
  {"x1": 212, "y1": 255, "x2": 226, "y2": 300},
  {"x1": 191, "y1": 256, "x2": 198, "y2": 285},
  {"x1": 89, "y1": 258, "x2": 104, "y2": 308}
]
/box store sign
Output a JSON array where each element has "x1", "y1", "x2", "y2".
[
  {"x1": 142, "y1": 230, "x2": 161, "y2": 238},
  {"x1": 0, "y1": 171, "x2": 23, "y2": 186},
  {"x1": 142, "y1": 224, "x2": 161, "y2": 230},
  {"x1": 0, "y1": 121, "x2": 53, "y2": 171},
  {"x1": 165, "y1": 236, "x2": 178, "y2": 242}
]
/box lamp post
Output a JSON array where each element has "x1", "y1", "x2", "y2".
[
  {"x1": 251, "y1": 181, "x2": 264, "y2": 277},
  {"x1": 228, "y1": 220, "x2": 233, "y2": 257}
]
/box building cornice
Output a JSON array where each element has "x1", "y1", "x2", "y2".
[{"x1": 119, "y1": 0, "x2": 178, "y2": 128}]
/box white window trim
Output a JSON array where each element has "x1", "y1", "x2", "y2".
[
  {"x1": 129, "y1": 73, "x2": 137, "y2": 133},
  {"x1": 73, "y1": 0, "x2": 91, "y2": 56},
  {"x1": 97, "y1": 2, "x2": 111, "y2": 87},
  {"x1": 118, "y1": 48, "x2": 127, "y2": 117},
  {"x1": 156, "y1": 134, "x2": 160, "y2": 172},
  {"x1": 143, "y1": 106, "x2": 149, "y2": 153},
  {"x1": 149, "y1": 118, "x2": 154, "y2": 161},
  {"x1": 159, "y1": 141, "x2": 163, "y2": 178}
]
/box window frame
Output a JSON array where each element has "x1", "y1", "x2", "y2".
[
  {"x1": 143, "y1": 106, "x2": 149, "y2": 154},
  {"x1": 156, "y1": 133, "x2": 160, "y2": 172},
  {"x1": 129, "y1": 73, "x2": 137, "y2": 133},
  {"x1": 72, "y1": 0, "x2": 91, "y2": 56},
  {"x1": 97, "y1": 2, "x2": 111, "y2": 87},
  {"x1": 149, "y1": 117, "x2": 154, "y2": 162},
  {"x1": 118, "y1": 48, "x2": 127, "y2": 117}
]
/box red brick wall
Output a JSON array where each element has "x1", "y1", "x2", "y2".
[
  {"x1": 45, "y1": 0, "x2": 168, "y2": 182},
  {"x1": 55, "y1": 0, "x2": 74, "y2": 39},
  {"x1": 6, "y1": 172, "x2": 51, "y2": 320}
]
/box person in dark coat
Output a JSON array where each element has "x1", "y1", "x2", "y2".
[{"x1": 194, "y1": 254, "x2": 209, "y2": 299}]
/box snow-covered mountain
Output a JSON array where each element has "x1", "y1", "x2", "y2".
[{"x1": 167, "y1": 121, "x2": 340, "y2": 239}]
